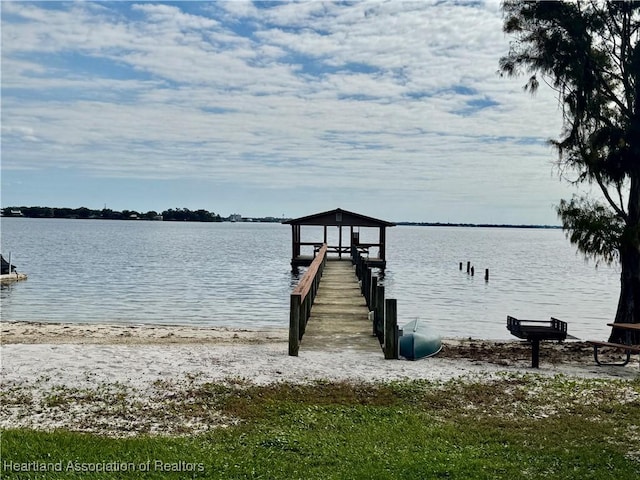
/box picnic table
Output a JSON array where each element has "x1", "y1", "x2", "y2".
[{"x1": 588, "y1": 323, "x2": 640, "y2": 366}]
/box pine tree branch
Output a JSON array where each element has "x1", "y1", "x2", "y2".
[{"x1": 595, "y1": 172, "x2": 628, "y2": 220}]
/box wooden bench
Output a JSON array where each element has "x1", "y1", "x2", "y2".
[{"x1": 588, "y1": 341, "x2": 640, "y2": 366}]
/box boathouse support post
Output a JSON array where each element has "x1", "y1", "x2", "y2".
[
  {"x1": 379, "y1": 227, "x2": 386, "y2": 263},
  {"x1": 384, "y1": 298, "x2": 398, "y2": 359}
]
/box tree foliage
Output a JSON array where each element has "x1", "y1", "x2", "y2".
[
  {"x1": 500, "y1": 0, "x2": 640, "y2": 257},
  {"x1": 501, "y1": 1, "x2": 639, "y2": 216},
  {"x1": 500, "y1": 0, "x2": 640, "y2": 331},
  {"x1": 557, "y1": 197, "x2": 625, "y2": 265}
]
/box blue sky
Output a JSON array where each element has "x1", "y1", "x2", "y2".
[{"x1": 1, "y1": 0, "x2": 581, "y2": 223}]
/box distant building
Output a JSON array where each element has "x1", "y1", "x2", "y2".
[{"x1": 229, "y1": 213, "x2": 242, "y2": 222}]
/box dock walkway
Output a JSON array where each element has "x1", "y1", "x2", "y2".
[{"x1": 300, "y1": 259, "x2": 379, "y2": 352}]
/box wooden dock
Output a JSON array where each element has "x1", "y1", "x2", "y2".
[
  {"x1": 288, "y1": 243, "x2": 399, "y2": 358},
  {"x1": 285, "y1": 209, "x2": 398, "y2": 358},
  {"x1": 300, "y1": 259, "x2": 378, "y2": 352}
]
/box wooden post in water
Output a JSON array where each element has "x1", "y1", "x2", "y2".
[
  {"x1": 466, "y1": 261, "x2": 470, "y2": 274},
  {"x1": 384, "y1": 298, "x2": 398, "y2": 359},
  {"x1": 470, "y1": 266, "x2": 475, "y2": 276},
  {"x1": 459, "y1": 262, "x2": 462, "y2": 270},
  {"x1": 485, "y1": 269, "x2": 489, "y2": 281},
  {"x1": 289, "y1": 294, "x2": 301, "y2": 356}
]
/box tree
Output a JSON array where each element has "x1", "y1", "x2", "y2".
[{"x1": 499, "y1": 0, "x2": 640, "y2": 341}]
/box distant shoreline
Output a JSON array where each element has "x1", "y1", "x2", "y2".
[
  {"x1": 2, "y1": 209, "x2": 561, "y2": 229},
  {"x1": 395, "y1": 222, "x2": 562, "y2": 229}
]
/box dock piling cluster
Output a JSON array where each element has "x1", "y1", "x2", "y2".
[{"x1": 460, "y1": 261, "x2": 489, "y2": 282}]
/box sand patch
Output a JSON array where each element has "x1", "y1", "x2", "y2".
[{"x1": 1, "y1": 321, "x2": 638, "y2": 436}]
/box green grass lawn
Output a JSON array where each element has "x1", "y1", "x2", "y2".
[{"x1": 2, "y1": 375, "x2": 639, "y2": 479}]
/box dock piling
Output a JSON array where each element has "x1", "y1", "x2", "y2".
[
  {"x1": 384, "y1": 299, "x2": 398, "y2": 359},
  {"x1": 289, "y1": 294, "x2": 301, "y2": 356}
]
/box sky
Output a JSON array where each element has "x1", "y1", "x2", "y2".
[{"x1": 1, "y1": 0, "x2": 585, "y2": 224}]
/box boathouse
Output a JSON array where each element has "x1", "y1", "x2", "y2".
[{"x1": 283, "y1": 208, "x2": 395, "y2": 270}]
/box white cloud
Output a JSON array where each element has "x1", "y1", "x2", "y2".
[{"x1": 0, "y1": 1, "x2": 572, "y2": 222}]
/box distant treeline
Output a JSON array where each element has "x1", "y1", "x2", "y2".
[
  {"x1": 2, "y1": 206, "x2": 223, "y2": 222},
  {"x1": 395, "y1": 222, "x2": 561, "y2": 229}
]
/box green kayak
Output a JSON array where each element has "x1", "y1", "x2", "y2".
[{"x1": 399, "y1": 319, "x2": 442, "y2": 361}]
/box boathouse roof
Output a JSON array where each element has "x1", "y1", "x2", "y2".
[{"x1": 283, "y1": 208, "x2": 395, "y2": 227}]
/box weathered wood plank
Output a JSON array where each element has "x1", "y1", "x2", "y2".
[{"x1": 300, "y1": 260, "x2": 378, "y2": 352}]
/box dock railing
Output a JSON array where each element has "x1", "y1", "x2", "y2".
[
  {"x1": 289, "y1": 243, "x2": 328, "y2": 356},
  {"x1": 351, "y1": 246, "x2": 399, "y2": 359}
]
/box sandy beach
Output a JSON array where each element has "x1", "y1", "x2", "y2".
[{"x1": 1, "y1": 321, "x2": 638, "y2": 436}]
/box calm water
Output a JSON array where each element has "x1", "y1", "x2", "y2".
[{"x1": 1, "y1": 218, "x2": 620, "y2": 340}]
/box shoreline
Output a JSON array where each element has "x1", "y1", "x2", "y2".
[
  {"x1": 1, "y1": 321, "x2": 638, "y2": 436},
  {"x1": 1, "y1": 320, "x2": 637, "y2": 370}
]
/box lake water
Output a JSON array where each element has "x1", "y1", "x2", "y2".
[{"x1": 0, "y1": 217, "x2": 620, "y2": 340}]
